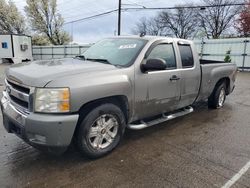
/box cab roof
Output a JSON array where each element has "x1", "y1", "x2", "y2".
[{"x1": 109, "y1": 35, "x2": 193, "y2": 45}]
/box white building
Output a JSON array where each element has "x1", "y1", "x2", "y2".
[{"x1": 0, "y1": 34, "x2": 33, "y2": 64}]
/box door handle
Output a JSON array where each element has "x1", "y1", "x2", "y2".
[{"x1": 170, "y1": 75, "x2": 180, "y2": 81}]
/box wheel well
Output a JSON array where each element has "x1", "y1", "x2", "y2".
[
  {"x1": 215, "y1": 77, "x2": 230, "y2": 95},
  {"x1": 71, "y1": 96, "x2": 129, "y2": 144},
  {"x1": 77, "y1": 95, "x2": 129, "y2": 124}
]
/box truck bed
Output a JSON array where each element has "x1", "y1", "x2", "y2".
[{"x1": 197, "y1": 62, "x2": 237, "y2": 102}]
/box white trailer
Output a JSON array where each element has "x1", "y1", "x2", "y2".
[{"x1": 0, "y1": 34, "x2": 33, "y2": 64}]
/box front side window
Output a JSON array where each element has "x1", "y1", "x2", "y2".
[
  {"x1": 147, "y1": 44, "x2": 176, "y2": 69},
  {"x1": 82, "y1": 38, "x2": 147, "y2": 67},
  {"x1": 178, "y1": 44, "x2": 194, "y2": 68}
]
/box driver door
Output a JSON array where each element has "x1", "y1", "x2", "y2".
[{"x1": 142, "y1": 42, "x2": 181, "y2": 117}]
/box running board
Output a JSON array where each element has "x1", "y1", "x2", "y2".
[{"x1": 128, "y1": 106, "x2": 194, "y2": 130}]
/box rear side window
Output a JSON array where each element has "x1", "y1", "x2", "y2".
[
  {"x1": 147, "y1": 44, "x2": 176, "y2": 69},
  {"x1": 178, "y1": 45, "x2": 194, "y2": 68}
]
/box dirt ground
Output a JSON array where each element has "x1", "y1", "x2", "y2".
[{"x1": 0, "y1": 63, "x2": 250, "y2": 188}]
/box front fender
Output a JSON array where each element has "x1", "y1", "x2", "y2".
[
  {"x1": 71, "y1": 75, "x2": 132, "y2": 112},
  {"x1": 46, "y1": 71, "x2": 133, "y2": 113}
]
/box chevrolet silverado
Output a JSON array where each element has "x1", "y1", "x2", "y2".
[{"x1": 1, "y1": 36, "x2": 237, "y2": 158}]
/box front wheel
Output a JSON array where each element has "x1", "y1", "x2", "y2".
[
  {"x1": 76, "y1": 103, "x2": 126, "y2": 159},
  {"x1": 208, "y1": 82, "x2": 226, "y2": 109}
]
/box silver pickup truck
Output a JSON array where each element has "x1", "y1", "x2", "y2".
[{"x1": 1, "y1": 36, "x2": 237, "y2": 158}]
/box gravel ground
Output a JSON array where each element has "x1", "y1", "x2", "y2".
[{"x1": 0, "y1": 63, "x2": 250, "y2": 188}]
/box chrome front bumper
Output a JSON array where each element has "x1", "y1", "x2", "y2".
[
  {"x1": 1, "y1": 91, "x2": 27, "y2": 128},
  {"x1": 1, "y1": 91, "x2": 79, "y2": 154}
]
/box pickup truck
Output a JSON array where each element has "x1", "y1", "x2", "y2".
[{"x1": 1, "y1": 36, "x2": 237, "y2": 158}]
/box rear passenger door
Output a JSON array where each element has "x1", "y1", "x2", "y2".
[{"x1": 177, "y1": 42, "x2": 201, "y2": 108}]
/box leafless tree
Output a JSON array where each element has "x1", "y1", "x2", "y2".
[
  {"x1": 198, "y1": 0, "x2": 242, "y2": 39},
  {"x1": 132, "y1": 5, "x2": 199, "y2": 39},
  {"x1": 157, "y1": 5, "x2": 199, "y2": 39},
  {"x1": 132, "y1": 17, "x2": 165, "y2": 36}
]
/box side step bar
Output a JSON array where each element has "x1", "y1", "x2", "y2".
[{"x1": 128, "y1": 106, "x2": 194, "y2": 130}]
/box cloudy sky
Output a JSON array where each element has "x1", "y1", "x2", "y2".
[{"x1": 13, "y1": 0, "x2": 200, "y2": 43}]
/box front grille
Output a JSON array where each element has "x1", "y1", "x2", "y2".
[
  {"x1": 5, "y1": 79, "x2": 31, "y2": 111},
  {"x1": 7, "y1": 80, "x2": 30, "y2": 94},
  {"x1": 9, "y1": 95, "x2": 29, "y2": 109}
]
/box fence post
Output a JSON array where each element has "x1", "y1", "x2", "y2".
[
  {"x1": 40, "y1": 47, "x2": 42, "y2": 60},
  {"x1": 64, "y1": 46, "x2": 66, "y2": 58},
  {"x1": 242, "y1": 40, "x2": 249, "y2": 71},
  {"x1": 52, "y1": 46, "x2": 54, "y2": 59},
  {"x1": 32, "y1": 47, "x2": 34, "y2": 59},
  {"x1": 200, "y1": 38, "x2": 205, "y2": 59}
]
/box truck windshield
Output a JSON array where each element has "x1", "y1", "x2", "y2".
[{"x1": 81, "y1": 38, "x2": 147, "y2": 67}]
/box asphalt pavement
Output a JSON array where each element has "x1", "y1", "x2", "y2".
[{"x1": 0, "y1": 63, "x2": 250, "y2": 188}]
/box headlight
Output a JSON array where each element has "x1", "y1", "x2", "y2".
[{"x1": 34, "y1": 88, "x2": 70, "y2": 113}]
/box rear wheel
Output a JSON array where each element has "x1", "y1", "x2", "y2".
[
  {"x1": 208, "y1": 82, "x2": 226, "y2": 109},
  {"x1": 76, "y1": 103, "x2": 126, "y2": 159}
]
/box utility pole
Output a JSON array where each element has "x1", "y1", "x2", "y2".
[{"x1": 118, "y1": 0, "x2": 121, "y2": 36}]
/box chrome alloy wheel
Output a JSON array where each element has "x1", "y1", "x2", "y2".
[
  {"x1": 218, "y1": 88, "x2": 226, "y2": 107},
  {"x1": 88, "y1": 114, "x2": 119, "y2": 149}
]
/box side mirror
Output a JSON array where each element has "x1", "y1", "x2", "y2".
[{"x1": 141, "y1": 58, "x2": 167, "y2": 72}]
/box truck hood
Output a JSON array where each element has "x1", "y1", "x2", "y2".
[{"x1": 5, "y1": 58, "x2": 118, "y2": 87}]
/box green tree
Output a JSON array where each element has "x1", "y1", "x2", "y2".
[
  {"x1": 25, "y1": 0, "x2": 71, "y2": 45},
  {"x1": 224, "y1": 49, "x2": 232, "y2": 63},
  {"x1": 0, "y1": 0, "x2": 26, "y2": 34},
  {"x1": 32, "y1": 34, "x2": 51, "y2": 46}
]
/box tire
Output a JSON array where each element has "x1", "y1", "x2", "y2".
[
  {"x1": 208, "y1": 82, "x2": 226, "y2": 109},
  {"x1": 76, "y1": 103, "x2": 126, "y2": 159}
]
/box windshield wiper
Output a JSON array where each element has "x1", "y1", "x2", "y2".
[
  {"x1": 74, "y1": 55, "x2": 86, "y2": 60},
  {"x1": 86, "y1": 58, "x2": 112, "y2": 65},
  {"x1": 86, "y1": 58, "x2": 123, "y2": 68}
]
